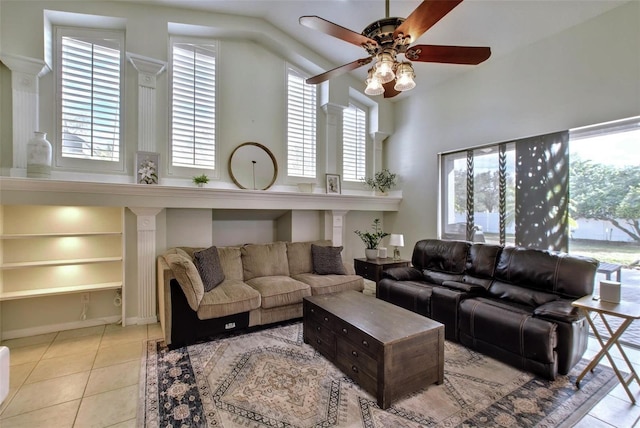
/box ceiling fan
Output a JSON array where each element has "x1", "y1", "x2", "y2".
[{"x1": 299, "y1": 0, "x2": 491, "y2": 98}]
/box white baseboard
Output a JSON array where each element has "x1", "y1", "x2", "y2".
[{"x1": 1, "y1": 316, "x2": 121, "y2": 340}]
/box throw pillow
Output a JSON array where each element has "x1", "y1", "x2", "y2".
[
  {"x1": 311, "y1": 244, "x2": 346, "y2": 275},
  {"x1": 193, "y1": 246, "x2": 226, "y2": 292}
]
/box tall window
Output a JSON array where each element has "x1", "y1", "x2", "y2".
[
  {"x1": 343, "y1": 103, "x2": 367, "y2": 182},
  {"x1": 287, "y1": 67, "x2": 317, "y2": 178},
  {"x1": 57, "y1": 28, "x2": 124, "y2": 165},
  {"x1": 171, "y1": 40, "x2": 216, "y2": 170}
]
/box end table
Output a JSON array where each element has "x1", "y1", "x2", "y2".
[{"x1": 354, "y1": 257, "x2": 410, "y2": 291}]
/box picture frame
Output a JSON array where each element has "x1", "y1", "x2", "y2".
[
  {"x1": 135, "y1": 151, "x2": 159, "y2": 184},
  {"x1": 326, "y1": 174, "x2": 341, "y2": 194}
]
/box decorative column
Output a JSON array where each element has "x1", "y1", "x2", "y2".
[
  {"x1": 128, "y1": 207, "x2": 164, "y2": 325},
  {"x1": 0, "y1": 54, "x2": 50, "y2": 177},
  {"x1": 325, "y1": 210, "x2": 349, "y2": 247},
  {"x1": 322, "y1": 103, "x2": 345, "y2": 175},
  {"x1": 127, "y1": 53, "x2": 166, "y2": 153}
]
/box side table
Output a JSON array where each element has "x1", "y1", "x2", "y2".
[
  {"x1": 572, "y1": 294, "x2": 640, "y2": 403},
  {"x1": 354, "y1": 257, "x2": 410, "y2": 292}
]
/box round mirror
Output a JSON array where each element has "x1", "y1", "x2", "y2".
[{"x1": 229, "y1": 142, "x2": 278, "y2": 190}]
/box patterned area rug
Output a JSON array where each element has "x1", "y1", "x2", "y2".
[{"x1": 139, "y1": 322, "x2": 617, "y2": 427}]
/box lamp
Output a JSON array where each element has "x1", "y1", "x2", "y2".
[
  {"x1": 373, "y1": 51, "x2": 396, "y2": 84},
  {"x1": 388, "y1": 234, "x2": 404, "y2": 260},
  {"x1": 393, "y1": 62, "x2": 416, "y2": 91},
  {"x1": 364, "y1": 68, "x2": 385, "y2": 96}
]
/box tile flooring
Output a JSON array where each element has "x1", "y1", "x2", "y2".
[{"x1": 0, "y1": 321, "x2": 639, "y2": 427}]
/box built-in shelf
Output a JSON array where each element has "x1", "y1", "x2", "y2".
[
  {"x1": 0, "y1": 282, "x2": 123, "y2": 301},
  {"x1": 1, "y1": 256, "x2": 123, "y2": 269}
]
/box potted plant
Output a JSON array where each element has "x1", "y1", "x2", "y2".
[
  {"x1": 193, "y1": 174, "x2": 209, "y2": 187},
  {"x1": 355, "y1": 218, "x2": 389, "y2": 259},
  {"x1": 364, "y1": 168, "x2": 397, "y2": 195}
]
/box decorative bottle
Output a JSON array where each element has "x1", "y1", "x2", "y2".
[{"x1": 26, "y1": 131, "x2": 52, "y2": 178}]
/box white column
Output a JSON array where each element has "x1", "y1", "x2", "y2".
[
  {"x1": 0, "y1": 54, "x2": 50, "y2": 177},
  {"x1": 325, "y1": 210, "x2": 349, "y2": 247},
  {"x1": 128, "y1": 207, "x2": 163, "y2": 325},
  {"x1": 322, "y1": 103, "x2": 345, "y2": 175},
  {"x1": 127, "y1": 54, "x2": 167, "y2": 153}
]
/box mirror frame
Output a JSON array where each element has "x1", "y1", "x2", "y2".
[{"x1": 228, "y1": 142, "x2": 278, "y2": 190}]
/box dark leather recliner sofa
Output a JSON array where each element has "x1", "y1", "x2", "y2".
[{"x1": 378, "y1": 239, "x2": 598, "y2": 380}]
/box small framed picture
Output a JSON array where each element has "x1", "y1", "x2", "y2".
[
  {"x1": 135, "y1": 151, "x2": 159, "y2": 184},
  {"x1": 326, "y1": 174, "x2": 341, "y2": 194}
]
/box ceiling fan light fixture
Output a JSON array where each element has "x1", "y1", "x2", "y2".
[
  {"x1": 394, "y1": 61, "x2": 416, "y2": 92},
  {"x1": 364, "y1": 68, "x2": 385, "y2": 96},
  {"x1": 373, "y1": 51, "x2": 396, "y2": 84}
]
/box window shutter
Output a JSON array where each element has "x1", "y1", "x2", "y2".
[
  {"x1": 287, "y1": 69, "x2": 317, "y2": 178},
  {"x1": 60, "y1": 36, "x2": 121, "y2": 161},
  {"x1": 171, "y1": 43, "x2": 216, "y2": 169},
  {"x1": 343, "y1": 103, "x2": 366, "y2": 181}
]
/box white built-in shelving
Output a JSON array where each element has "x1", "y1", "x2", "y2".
[{"x1": 0, "y1": 205, "x2": 125, "y2": 324}]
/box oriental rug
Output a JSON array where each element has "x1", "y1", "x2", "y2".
[{"x1": 139, "y1": 322, "x2": 616, "y2": 427}]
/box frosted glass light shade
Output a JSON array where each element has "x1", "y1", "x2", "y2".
[
  {"x1": 364, "y1": 68, "x2": 384, "y2": 96},
  {"x1": 389, "y1": 234, "x2": 404, "y2": 247},
  {"x1": 394, "y1": 62, "x2": 416, "y2": 91},
  {"x1": 373, "y1": 52, "x2": 396, "y2": 84}
]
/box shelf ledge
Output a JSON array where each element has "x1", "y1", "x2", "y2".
[
  {"x1": 0, "y1": 282, "x2": 122, "y2": 301},
  {"x1": 1, "y1": 256, "x2": 123, "y2": 269}
]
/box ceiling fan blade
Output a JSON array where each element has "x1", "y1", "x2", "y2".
[
  {"x1": 383, "y1": 81, "x2": 401, "y2": 99},
  {"x1": 300, "y1": 16, "x2": 377, "y2": 48},
  {"x1": 394, "y1": 0, "x2": 464, "y2": 43},
  {"x1": 306, "y1": 57, "x2": 373, "y2": 85},
  {"x1": 405, "y1": 45, "x2": 491, "y2": 65}
]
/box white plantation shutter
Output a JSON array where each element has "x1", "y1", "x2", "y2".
[
  {"x1": 59, "y1": 33, "x2": 122, "y2": 161},
  {"x1": 343, "y1": 103, "x2": 367, "y2": 181},
  {"x1": 171, "y1": 42, "x2": 216, "y2": 169},
  {"x1": 287, "y1": 68, "x2": 317, "y2": 178}
]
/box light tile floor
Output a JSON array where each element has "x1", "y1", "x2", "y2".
[{"x1": 0, "y1": 321, "x2": 639, "y2": 427}]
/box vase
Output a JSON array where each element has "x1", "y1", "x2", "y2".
[
  {"x1": 365, "y1": 249, "x2": 378, "y2": 260},
  {"x1": 27, "y1": 131, "x2": 52, "y2": 178}
]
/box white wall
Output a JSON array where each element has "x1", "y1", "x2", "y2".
[{"x1": 384, "y1": 1, "x2": 640, "y2": 257}]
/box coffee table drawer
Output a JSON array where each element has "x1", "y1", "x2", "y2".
[
  {"x1": 334, "y1": 318, "x2": 381, "y2": 356},
  {"x1": 304, "y1": 322, "x2": 335, "y2": 358},
  {"x1": 336, "y1": 336, "x2": 377, "y2": 379},
  {"x1": 304, "y1": 301, "x2": 337, "y2": 328}
]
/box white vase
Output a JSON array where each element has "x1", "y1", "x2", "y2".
[
  {"x1": 27, "y1": 131, "x2": 52, "y2": 178},
  {"x1": 365, "y1": 249, "x2": 378, "y2": 260}
]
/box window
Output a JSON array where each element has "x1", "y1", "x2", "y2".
[
  {"x1": 56, "y1": 28, "x2": 124, "y2": 166},
  {"x1": 287, "y1": 67, "x2": 317, "y2": 178},
  {"x1": 170, "y1": 40, "x2": 217, "y2": 170},
  {"x1": 343, "y1": 103, "x2": 367, "y2": 182}
]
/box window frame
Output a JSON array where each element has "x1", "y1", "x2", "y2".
[
  {"x1": 286, "y1": 65, "x2": 317, "y2": 180},
  {"x1": 342, "y1": 100, "x2": 368, "y2": 183},
  {"x1": 167, "y1": 36, "x2": 219, "y2": 178},
  {"x1": 54, "y1": 26, "x2": 125, "y2": 172}
]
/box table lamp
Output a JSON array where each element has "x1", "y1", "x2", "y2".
[{"x1": 389, "y1": 234, "x2": 404, "y2": 260}]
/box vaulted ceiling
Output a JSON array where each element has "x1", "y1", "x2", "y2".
[{"x1": 134, "y1": 0, "x2": 628, "y2": 92}]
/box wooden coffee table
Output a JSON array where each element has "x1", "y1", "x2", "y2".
[{"x1": 303, "y1": 290, "x2": 444, "y2": 409}]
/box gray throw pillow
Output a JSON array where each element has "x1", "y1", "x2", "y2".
[
  {"x1": 311, "y1": 244, "x2": 346, "y2": 275},
  {"x1": 193, "y1": 246, "x2": 226, "y2": 292}
]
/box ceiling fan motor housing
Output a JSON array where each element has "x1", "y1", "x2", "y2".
[{"x1": 362, "y1": 17, "x2": 410, "y2": 56}]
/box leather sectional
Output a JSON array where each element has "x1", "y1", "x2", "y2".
[{"x1": 378, "y1": 239, "x2": 598, "y2": 379}]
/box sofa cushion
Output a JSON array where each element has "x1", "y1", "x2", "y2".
[
  {"x1": 196, "y1": 279, "x2": 261, "y2": 320},
  {"x1": 217, "y1": 246, "x2": 244, "y2": 281},
  {"x1": 466, "y1": 243, "x2": 502, "y2": 278},
  {"x1": 245, "y1": 276, "x2": 311, "y2": 308},
  {"x1": 193, "y1": 246, "x2": 225, "y2": 292},
  {"x1": 163, "y1": 253, "x2": 205, "y2": 311},
  {"x1": 488, "y1": 280, "x2": 559, "y2": 308},
  {"x1": 241, "y1": 242, "x2": 290, "y2": 280},
  {"x1": 311, "y1": 244, "x2": 346, "y2": 275},
  {"x1": 412, "y1": 239, "x2": 469, "y2": 273},
  {"x1": 287, "y1": 240, "x2": 332, "y2": 275},
  {"x1": 292, "y1": 273, "x2": 363, "y2": 295}
]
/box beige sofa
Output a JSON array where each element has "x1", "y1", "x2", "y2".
[{"x1": 157, "y1": 240, "x2": 364, "y2": 347}]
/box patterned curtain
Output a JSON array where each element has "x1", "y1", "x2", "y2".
[{"x1": 514, "y1": 131, "x2": 570, "y2": 251}]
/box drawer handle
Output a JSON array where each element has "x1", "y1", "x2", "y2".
[
  {"x1": 362, "y1": 340, "x2": 369, "y2": 347},
  {"x1": 351, "y1": 365, "x2": 359, "y2": 373},
  {"x1": 342, "y1": 328, "x2": 348, "y2": 334},
  {"x1": 316, "y1": 339, "x2": 322, "y2": 345},
  {"x1": 351, "y1": 350, "x2": 358, "y2": 357},
  {"x1": 310, "y1": 308, "x2": 315, "y2": 313},
  {"x1": 324, "y1": 317, "x2": 329, "y2": 322},
  {"x1": 316, "y1": 326, "x2": 321, "y2": 332}
]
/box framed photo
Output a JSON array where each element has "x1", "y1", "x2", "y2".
[
  {"x1": 135, "y1": 151, "x2": 159, "y2": 184},
  {"x1": 326, "y1": 174, "x2": 341, "y2": 194}
]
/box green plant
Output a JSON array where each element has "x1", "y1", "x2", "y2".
[
  {"x1": 364, "y1": 169, "x2": 397, "y2": 193},
  {"x1": 193, "y1": 174, "x2": 209, "y2": 185},
  {"x1": 354, "y1": 218, "x2": 389, "y2": 249}
]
